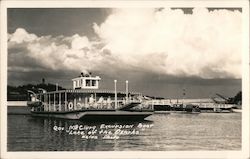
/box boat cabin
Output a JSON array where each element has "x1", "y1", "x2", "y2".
[{"x1": 72, "y1": 72, "x2": 101, "y2": 90}]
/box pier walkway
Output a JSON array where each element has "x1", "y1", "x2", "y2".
[{"x1": 144, "y1": 99, "x2": 235, "y2": 109}]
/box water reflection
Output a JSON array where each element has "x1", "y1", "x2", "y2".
[{"x1": 8, "y1": 113, "x2": 241, "y2": 151}]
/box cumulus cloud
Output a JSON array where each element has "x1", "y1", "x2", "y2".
[
  {"x1": 8, "y1": 28, "x2": 37, "y2": 43},
  {"x1": 8, "y1": 29, "x2": 105, "y2": 74},
  {"x1": 94, "y1": 8, "x2": 242, "y2": 79},
  {"x1": 8, "y1": 8, "x2": 242, "y2": 79},
  {"x1": 71, "y1": 34, "x2": 91, "y2": 50}
]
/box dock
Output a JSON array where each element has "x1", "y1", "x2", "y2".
[
  {"x1": 144, "y1": 99, "x2": 237, "y2": 113},
  {"x1": 7, "y1": 98, "x2": 239, "y2": 115},
  {"x1": 7, "y1": 101, "x2": 30, "y2": 115}
]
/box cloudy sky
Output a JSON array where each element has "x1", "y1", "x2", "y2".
[{"x1": 7, "y1": 8, "x2": 242, "y2": 98}]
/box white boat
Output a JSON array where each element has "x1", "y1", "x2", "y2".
[{"x1": 27, "y1": 73, "x2": 153, "y2": 121}]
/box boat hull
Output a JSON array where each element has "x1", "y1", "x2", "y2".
[
  {"x1": 232, "y1": 109, "x2": 242, "y2": 113},
  {"x1": 31, "y1": 110, "x2": 153, "y2": 121}
]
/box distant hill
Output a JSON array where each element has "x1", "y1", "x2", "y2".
[{"x1": 7, "y1": 83, "x2": 65, "y2": 101}]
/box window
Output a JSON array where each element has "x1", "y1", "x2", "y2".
[
  {"x1": 86, "y1": 80, "x2": 90, "y2": 86},
  {"x1": 92, "y1": 80, "x2": 96, "y2": 86}
]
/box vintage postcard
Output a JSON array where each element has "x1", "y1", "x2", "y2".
[{"x1": 0, "y1": 0, "x2": 249, "y2": 159}]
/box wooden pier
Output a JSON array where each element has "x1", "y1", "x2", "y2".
[{"x1": 144, "y1": 99, "x2": 236, "y2": 112}]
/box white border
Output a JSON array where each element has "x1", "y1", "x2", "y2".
[{"x1": 1, "y1": 0, "x2": 249, "y2": 159}]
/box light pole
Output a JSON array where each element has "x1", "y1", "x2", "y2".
[
  {"x1": 114, "y1": 80, "x2": 117, "y2": 109},
  {"x1": 56, "y1": 83, "x2": 58, "y2": 91},
  {"x1": 125, "y1": 80, "x2": 128, "y2": 103}
]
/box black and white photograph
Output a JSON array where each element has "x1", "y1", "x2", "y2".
[{"x1": 1, "y1": 0, "x2": 249, "y2": 158}]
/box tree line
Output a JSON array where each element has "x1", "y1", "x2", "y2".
[{"x1": 7, "y1": 83, "x2": 65, "y2": 101}]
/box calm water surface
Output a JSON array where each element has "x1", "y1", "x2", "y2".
[{"x1": 8, "y1": 113, "x2": 241, "y2": 151}]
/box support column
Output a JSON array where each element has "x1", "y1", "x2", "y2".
[
  {"x1": 54, "y1": 93, "x2": 56, "y2": 111},
  {"x1": 59, "y1": 92, "x2": 61, "y2": 111},
  {"x1": 126, "y1": 80, "x2": 128, "y2": 103},
  {"x1": 56, "y1": 83, "x2": 58, "y2": 91},
  {"x1": 65, "y1": 91, "x2": 67, "y2": 111},
  {"x1": 85, "y1": 97, "x2": 88, "y2": 108},
  {"x1": 74, "y1": 98, "x2": 76, "y2": 110},
  {"x1": 49, "y1": 94, "x2": 51, "y2": 111},
  {"x1": 114, "y1": 80, "x2": 117, "y2": 109},
  {"x1": 44, "y1": 93, "x2": 47, "y2": 111},
  {"x1": 46, "y1": 94, "x2": 49, "y2": 111},
  {"x1": 94, "y1": 93, "x2": 97, "y2": 105}
]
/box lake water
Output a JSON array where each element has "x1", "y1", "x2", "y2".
[{"x1": 8, "y1": 113, "x2": 241, "y2": 151}]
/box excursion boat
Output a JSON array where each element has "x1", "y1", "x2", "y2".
[{"x1": 27, "y1": 73, "x2": 153, "y2": 121}]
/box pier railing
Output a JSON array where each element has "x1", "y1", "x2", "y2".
[
  {"x1": 31, "y1": 91, "x2": 234, "y2": 112},
  {"x1": 142, "y1": 99, "x2": 235, "y2": 109},
  {"x1": 31, "y1": 98, "x2": 153, "y2": 112}
]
